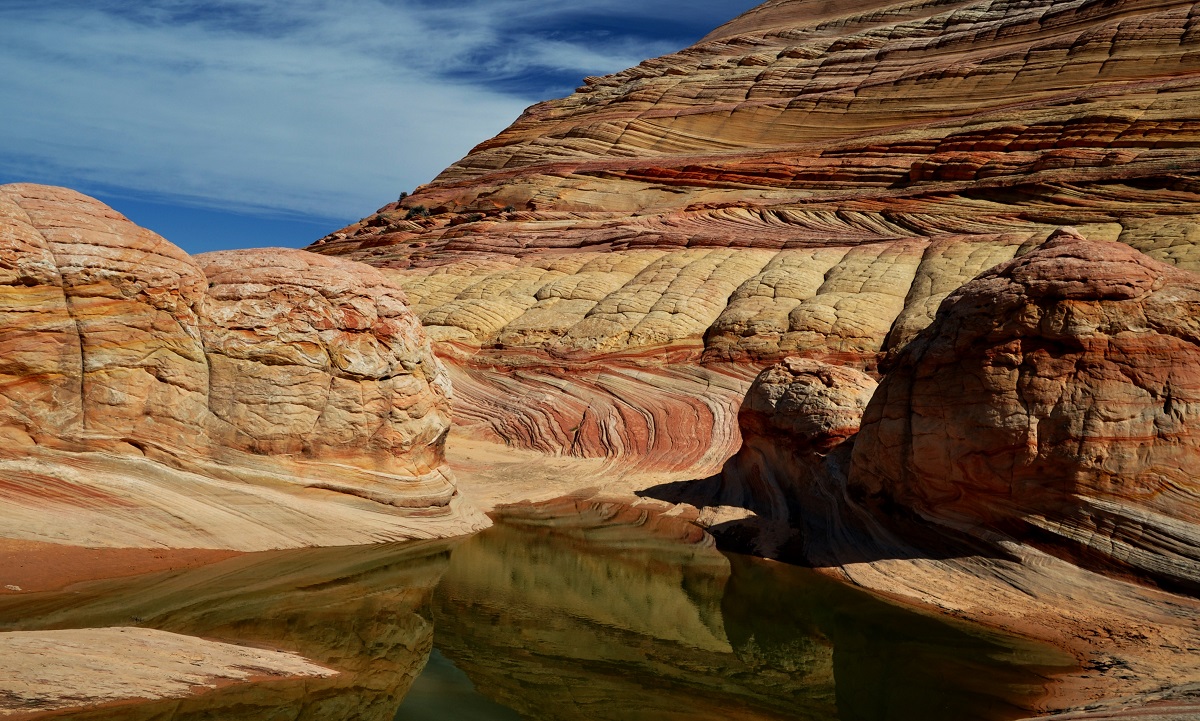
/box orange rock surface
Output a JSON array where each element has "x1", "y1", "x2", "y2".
[
  {"x1": 0, "y1": 183, "x2": 487, "y2": 550},
  {"x1": 851, "y1": 230, "x2": 1200, "y2": 590}
]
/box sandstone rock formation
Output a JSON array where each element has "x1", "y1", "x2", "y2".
[
  {"x1": 724, "y1": 358, "x2": 876, "y2": 518},
  {"x1": 671, "y1": 234, "x2": 1200, "y2": 714},
  {"x1": 0, "y1": 627, "x2": 337, "y2": 717},
  {"x1": 296, "y1": 1, "x2": 1200, "y2": 705},
  {"x1": 0, "y1": 183, "x2": 486, "y2": 549},
  {"x1": 310, "y1": 0, "x2": 1200, "y2": 472},
  {"x1": 644, "y1": 358, "x2": 877, "y2": 555},
  {"x1": 851, "y1": 231, "x2": 1200, "y2": 591}
]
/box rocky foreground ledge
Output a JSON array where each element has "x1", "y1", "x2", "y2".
[{"x1": 0, "y1": 183, "x2": 487, "y2": 551}]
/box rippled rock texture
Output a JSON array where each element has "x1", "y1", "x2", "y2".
[
  {"x1": 312, "y1": 0, "x2": 1200, "y2": 470},
  {"x1": 0, "y1": 183, "x2": 486, "y2": 549}
]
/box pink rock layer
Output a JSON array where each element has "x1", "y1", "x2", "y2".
[{"x1": 0, "y1": 184, "x2": 487, "y2": 549}]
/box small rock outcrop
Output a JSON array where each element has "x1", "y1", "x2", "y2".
[
  {"x1": 0, "y1": 183, "x2": 486, "y2": 549},
  {"x1": 647, "y1": 358, "x2": 876, "y2": 556},
  {"x1": 851, "y1": 230, "x2": 1200, "y2": 590},
  {"x1": 722, "y1": 358, "x2": 876, "y2": 519}
]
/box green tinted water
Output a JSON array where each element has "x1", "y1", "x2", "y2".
[{"x1": 0, "y1": 503, "x2": 1074, "y2": 721}]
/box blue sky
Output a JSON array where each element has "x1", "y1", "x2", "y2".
[{"x1": 0, "y1": 0, "x2": 760, "y2": 253}]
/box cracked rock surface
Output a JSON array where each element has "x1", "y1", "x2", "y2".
[{"x1": 0, "y1": 183, "x2": 487, "y2": 550}]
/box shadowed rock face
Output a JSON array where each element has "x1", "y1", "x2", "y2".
[
  {"x1": 0, "y1": 183, "x2": 487, "y2": 549},
  {"x1": 311, "y1": 0, "x2": 1200, "y2": 469},
  {"x1": 851, "y1": 231, "x2": 1200, "y2": 591},
  {"x1": 641, "y1": 358, "x2": 877, "y2": 555},
  {"x1": 723, "y1": 358, "x2": 877, "y2": 551}
]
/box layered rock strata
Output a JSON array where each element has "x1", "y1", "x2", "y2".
[
  {"x1": 0, "y1": 183, "x2": 486, "y2": 549},
  {"x1": 311, "y1": 0, "x2": 1200, "y2": 470},
  {"x1": 851, "y1": 230, "x2": 1200, "y2": 591}
]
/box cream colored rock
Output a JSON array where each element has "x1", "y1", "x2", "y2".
[
  {"x1": 198, "y1": 249, "x2": 453, "y2": 478},
  {"x1": 311, "y1": 0, "x2": 1200, "y2": 370},
  {"x1": 0, "y1": 627, "x2": 336, "y2": 717}
]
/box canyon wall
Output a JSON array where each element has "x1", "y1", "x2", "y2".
[
  {"x1": 311, "y1": 0, "x2": 1200, "y2": 472},
  {"x1": 0, "y1": 183, "x2": 487, "y2": 549}
]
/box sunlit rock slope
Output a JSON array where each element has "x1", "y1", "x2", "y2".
[
  {"x1": 312, "y1": 0, "x2": 1200, "y2": 471},
  {"x1": 0, "y1": 183, "x2": 487, "y2": 549}
]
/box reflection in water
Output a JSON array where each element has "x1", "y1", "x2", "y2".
[
  {"x1": 0, "y1": 541, "x2": 455, "y2": 721},
  {"x1": 1, "y1": 500, "x2": 1075, "y2": 721},
  {"x1": 397, "y1": 649, "x2": 522, "y2": 721},
  {"x1": 425, "y1": 500, "x2": 1075, "y2": 721}
]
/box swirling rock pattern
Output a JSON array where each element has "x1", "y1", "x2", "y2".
[
  {"x1": 851, "y1": 231, "x2": 1200, "y2": 591},
  {"x1": 311, "y1": 0, "x2": 1200, "y2": 467},
  {"x1": 0, "y1": 183, "x2": 487, "y2": 550}
]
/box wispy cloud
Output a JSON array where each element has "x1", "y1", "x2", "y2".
[{"x1": 0, "y1": 0, "x2": 758, "y2": 220}]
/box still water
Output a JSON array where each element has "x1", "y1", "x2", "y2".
[{"x1": 0, "y1": 501, "x2": 1074, "y2": 720}]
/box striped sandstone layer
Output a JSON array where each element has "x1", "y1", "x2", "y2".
[
  {"x1": 0, "y1": 183, "x2": 487, "y2": 550},
  {"x1": 312, "y1": 0, "x2": 1200, "y2": 471}
]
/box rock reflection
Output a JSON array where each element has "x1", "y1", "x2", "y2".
[
  {"x1": 0, "y1": 540, "x2": 454, "y2": 721},
  {"x1": 426, "y1": 500, "x2": 1074, "y2": 721},
  {"x1": 0, "y1": 501, "x2": 1075, "y2": 721}
]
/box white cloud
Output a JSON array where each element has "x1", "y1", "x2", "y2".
[{"x1": 0, "y1": 0, "x2": 754, "y2": 219}]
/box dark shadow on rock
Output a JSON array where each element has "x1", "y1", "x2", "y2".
[{"x1": 637, "y1": 462, "x2": 1016, "y2": 569}]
